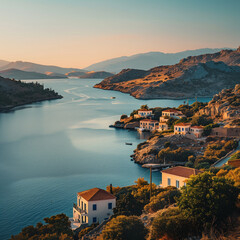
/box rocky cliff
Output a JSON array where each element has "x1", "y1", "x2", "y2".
[
  {"x1": 198, "y1": 84, "x2": 240, "y2": 124},
  {"x1": 95, "y1": 59, "x2": 240, "y2": 99}
]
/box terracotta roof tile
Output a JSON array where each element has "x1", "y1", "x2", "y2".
[
  {"x1": 191, "y1": 126, "x2": 204, "y2": 129},
  {"x1": 140, "y1": 119, "x2": 158, "y2": 122},
  {"x1": 138, "y1": 109, "x2": 152, "y2": 112},
  {"x1": 161, "y1": 166, "x2": 203, "y2": 178},
  {"x1": 78, "y1": 188, "x2": 116, "y2": 201},
  {"x1": 162, "y1": 109, "x2": 181, "y2": 113},
  {"x1": 174, "y1": 123, "x2": 191, "y2": 127}
]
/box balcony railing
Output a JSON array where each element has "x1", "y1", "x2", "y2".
[{"x1": 73, "y1": 203, "x2": 87, "y2": 214}]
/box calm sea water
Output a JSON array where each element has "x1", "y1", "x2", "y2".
[{"x1": 0, "y1": 78, "x2": 211, "y2": 239}]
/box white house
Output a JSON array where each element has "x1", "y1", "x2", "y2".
[
  {"x1": 159, "y1": 121, "x2": 169, "y2": 131},
  {"x1": 190, "y1": 126, "x2": 204, "y2": 138},
  {"x1": 160, "y1": 109, "x2": 185, "y2": 123},
  {"x1": 174, "y1": 123, "x2": 204, "y2": 138},
  {"x1": 71, "y1": 188, "x2": 116, "y2": 229},
  {"x1": 140, "y1": 119, "x2": 159, "y2": 131},
  {"x1": 137, "y1": 109, "x2": 153, "y2": 118},
  {"x1": 174, "y1": 123, "x2": 191, "y2": 135},
  {"x1": 161, "y1": 166, "x2": 202, "y2": 188}
]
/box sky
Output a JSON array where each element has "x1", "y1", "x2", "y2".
[{"x1": 0, "y1": 0, "x2": 240, "y2": 68}]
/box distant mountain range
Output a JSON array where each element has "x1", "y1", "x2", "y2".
[
  {"x1": 0, "y1": 60, "x2": 10, "y2": 68},
  {"x1": 95, "y1": 47, "x2": 240, "y2": 99},
  {"x1": 0, "y1": 69, "x2": 67, "y2": 80},
  {"x1": 85, "y1": 48, "x2": 233, "y2": 73},
  {"x1": 0, "y1": 61, "x2": 85, "y2": 75},
  {"x1": 78, "y1": 71, "x2": 114, "y2": 79}
]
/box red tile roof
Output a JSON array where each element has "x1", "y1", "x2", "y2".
[
  {"x1": 161, "y1": 166, "x2": 203, "y2": 178},
  {"x1": 140, "y1": 119, "x2": 158, "y2": 122},
  {"x1": 138, "y1": 109, "x2": 152, "y2": 112},
  {"x1": 191, "y1": 126, "x2": 204, "y2": 129},
  {"x1": 174, "y1": 123, "x2": 191, "y2": 127},
  {"x1": 162, "y1": 109, "x2": 180, "y2": 113},
  {"x1": 78, "y1": 188, "x2": 116, "y2": 201}
]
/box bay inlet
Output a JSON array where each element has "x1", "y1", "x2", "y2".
[{"x1": 0, "y1": 78, "x2": 211, "y2": 239}]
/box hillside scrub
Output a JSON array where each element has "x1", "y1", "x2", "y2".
[
  {"x1": 144, "y1": 187, "x2": 181, "y2": 213},
  {"x1": 178, "y1": 172, "x2": 239, "y2": 230},
  {"x1": 102, "y1": 215, "x2": 148, "y2": 240}
]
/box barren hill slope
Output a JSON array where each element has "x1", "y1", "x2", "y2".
[{"x1": 95, "y1": 47, "x2": 240, "y2": 99}]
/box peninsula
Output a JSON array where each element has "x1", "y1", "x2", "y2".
[
  {"x1": 0, "y1": 76, "x2": 62, "y2": 112},
  {"x1": 94, "y1": 47, "x2": 240, "y2": 99}
]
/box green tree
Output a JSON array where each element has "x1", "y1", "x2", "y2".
[
  {"x1": 151, "y1": 208, "x2": 192, "y2": 240},
  {"x1": 102, "y1": 215, "x2": 148, "y2": 240},
  {"x1": 226, "y1": 167, "x2": 240, "y2": 188},
  {"x1": 144, "y1": 188, "x2": 181, "y2": 213},
  {"x1": 140, "y1": 104, "x2": 149, "y2": 110},
  {"x1": 178, "y1": 172, "x2": 239, "y2": 230},
  {"x1": 10, "y1": 214, "x2": 73, "y2": 240},
  {"x1": 113, "y1": 192, "x2": 143, "y2": 216},
  {"x1": 191, "y1": 115, "x2": 213, "y2": 126},
  {"x1": 120, "y1": 114, "x2": 128, "y2": 119}
]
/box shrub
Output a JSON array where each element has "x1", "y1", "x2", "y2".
[
  {"x1": 10, "y1": 214, "x2": 73, "y2": 240},
  {"x1": 226, "y1": 167, "x2": 240, "y2": 188},
  {"x1": 113, "y1": 192, "x2": 143, "y2": 216},
  {"x1": 158, "y1": 147, "x2": 193, "y2": 163},
  {"x1": 178, "y1": 172, "x2": 239, "y2": 230},
  {"x1": 102, "y1": 215, "x2": 148, "y2": 240},
  {"x1": 120, "y1": 114, "x2": 128, "y2": 119},
  {"x1": 151, "y1": 208, "x2": 192, "y2": 240},
  {"x1": 191, "y1": 115, "x2": 213, "y2": 126},
  {"x1": 144, "y1": 188, "x2": 181, "y2": 213}
]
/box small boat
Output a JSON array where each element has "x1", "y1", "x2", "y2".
[
  {"x1": 125, "y1": 142, "x2": 133, "y2": 145},
  {"x1": 111, "y1": 97, "x2": 116, "y2": 99}
]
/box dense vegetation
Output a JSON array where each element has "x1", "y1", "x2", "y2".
[
  {"x1": 186, "y1": 139, "x2": 239, "y2": 169},
  {"x1": 10, "y1": 214, "x2": 73, "y2": 240},
  {"x1": 102, "y1": 215, "x2": 147, "y2": 240},
  {"x1": 0, "y1": 77, "x2": 62, "y2": 111},
  {"x1": 12, "y1": 168, "x2": 240, "y2": 240}
]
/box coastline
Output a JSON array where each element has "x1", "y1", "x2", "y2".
[
  {"x1": 93, "y1": 84, "x2": 213, "y2": 100},
  {"x1": 0, "y1": 95, "x2": 63, "y2": 113}
]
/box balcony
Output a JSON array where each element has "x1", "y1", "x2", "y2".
[{"x1": 73, "y1": 203, "x2": 87, "y2": 214}]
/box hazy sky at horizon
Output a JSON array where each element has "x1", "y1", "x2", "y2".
[{"x1": 0, "y1": 0, "x2": 240, "y2": 68}]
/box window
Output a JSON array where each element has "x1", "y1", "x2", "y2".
[
  {"x1": 93, "y1": 204, "x2": 97, "y2": 211},
  {"x1": 81, "y1": 201, "x2": 83, "y2": 209},
  {"x1": 93, "y1": 217, "x2": 97, "y2": 223},
  {"x1": 78, "y1": 199, "x2": 80, "y2": 206},
  {"x1": 167, "y1": 178, "x2": 171, "y2": 186},
  {"x1": 182, "y1": 128, "x2": 184, "y2": 131},
  {"x1": 108, "y1": 203, "x2": 112, "y2": 209},
  {"x1": 175, "y1": 127, "x2": 177, "y2": 130},
  {"x1": 176, "y1": 180, "x2": 180, "y2": 188},
  {"x1": 84, "y1": 203, "x2": 86, "y2": 211}
]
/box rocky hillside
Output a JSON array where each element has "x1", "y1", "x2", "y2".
[
  {"x1": 198, "y1": 84, "x2": 240, "y2": 125},
  {"x1": 95, "y1": 60, "x2": 240, "y2": 99},
  {"x1": 0, "y1": 68, "x2": 66, "y2": 80},
  {"x1": 0, "y1": 76, "x2": 62, "y2": 112},
  {"x1": 181, "y1": 47, "x2": 240, "y2": 66}
]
